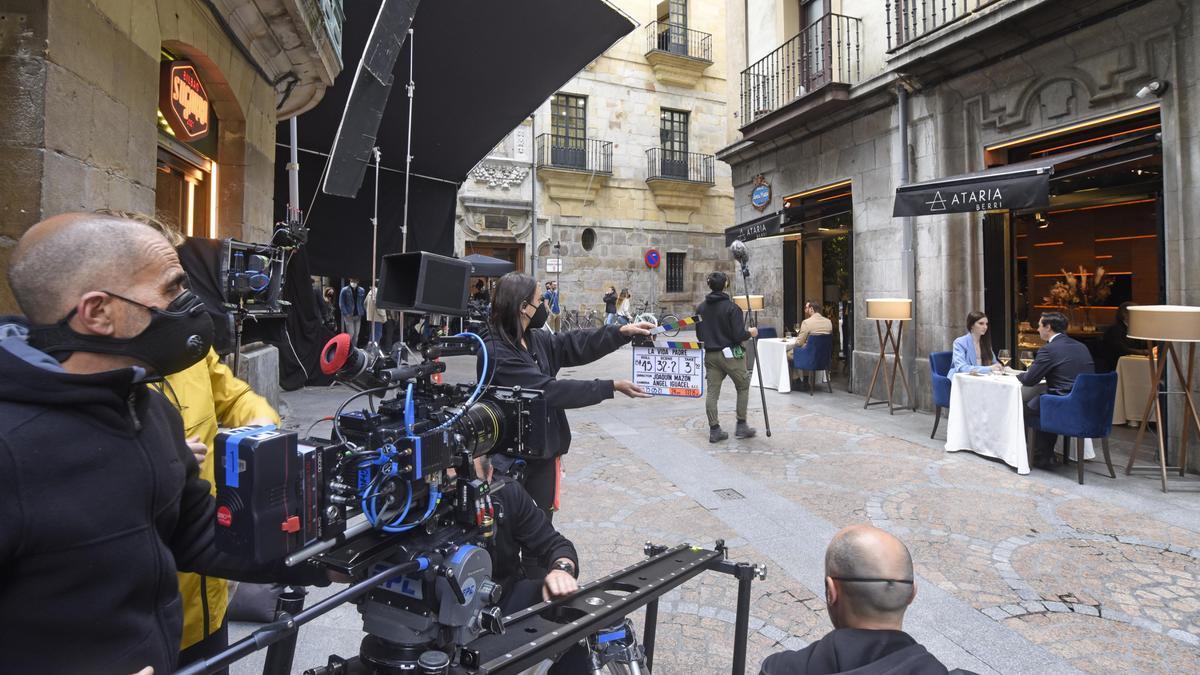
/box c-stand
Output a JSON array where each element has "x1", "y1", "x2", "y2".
[{"x1": 731, "y1": 241, "x2": 772, "y2": 437}]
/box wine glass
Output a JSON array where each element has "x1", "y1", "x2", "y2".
[
  {"x1": 1019, "y1": 350, "x2": 1034, "y2": 370},
  {"x1": 997, "y1": 349, "x2": 1011, "y2": 369}
]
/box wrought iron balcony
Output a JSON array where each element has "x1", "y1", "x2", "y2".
[
  {"x1": 534, "y1": 134, "x2": 613, "y2": 174},
  {"x1": 645, "y1": 21, "x2": 713, "y2": 62},
  {"x1": 645, "y1": 148, "x2": 715, "y2": 184},
  {"x1": 739, "y1": 13, "x2": 862, "y2": 125},
  {"x1": 886, "y1": 0, "x2": 1005, "y2": 51}
]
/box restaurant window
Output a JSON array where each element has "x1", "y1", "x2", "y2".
[
  {"x1": 982, "y1": 109, "x2": 1164, "y2": 357},
  {"x1": 551, "y1": 93, "x2": 587, "y2": 168},
  {"x1": 666, "y1": 251, "x2": 686, "y2": 293}
]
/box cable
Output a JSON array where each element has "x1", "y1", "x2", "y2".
[
  {"x1": 331, "y1": 382, "x2": 405, "y2": 443},
  {"x1": 304, "y1": 416, "x2": 334, "y2": 439}
]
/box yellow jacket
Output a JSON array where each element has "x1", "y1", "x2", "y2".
[{"x1": 155, "y1": 348, "x2": 280, "y2": 649}]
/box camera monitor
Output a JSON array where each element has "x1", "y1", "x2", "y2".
[{"x1": 378, "y1": 251, "x2": 471, "y2": 315}]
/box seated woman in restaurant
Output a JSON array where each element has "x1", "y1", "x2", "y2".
[{"x1": 949, "y1": 311, "x2": 1003, "y2": 376}]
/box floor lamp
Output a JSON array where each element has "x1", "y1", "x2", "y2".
[
  {"x1": 1124, "y1": 305, "x2": 1200, "y2": 492},
  {"x1": 864, "y1": 298, "x2": 915, "y2": 414}
]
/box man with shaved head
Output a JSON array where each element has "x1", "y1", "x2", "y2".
[
  {"x1": 0, "y1": 213, "x2": 327, "y2": 674},
  {"x1": 760, "y1": 525, "x2": 955, "y2": 674}
]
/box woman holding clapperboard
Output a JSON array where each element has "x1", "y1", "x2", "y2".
[{"x1": 480, "y1": 272, "x2": 656, "y2": 518}]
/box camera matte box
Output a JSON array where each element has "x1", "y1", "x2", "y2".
[{"x1": 378, "y1": 251, "x2": 471, "y2": 316}]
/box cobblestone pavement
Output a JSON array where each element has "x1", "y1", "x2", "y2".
[{"x1": 232, "y1": 341, "x2": 1200, "y2": 674}]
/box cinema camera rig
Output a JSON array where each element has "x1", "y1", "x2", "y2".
[{"x1": 181, "y1": 252, "x2": 766, "y2": 675}]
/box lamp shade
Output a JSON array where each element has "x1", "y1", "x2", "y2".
[
  {"x1": 733, "y1": 295, "x2": 765, "y2": 311},
  {"x1": 1127, "y1": 305, "x2": 1200, "y2": 342},
  {"x1": 865, "y1": 298, "x2": 912, "y2": 321}
]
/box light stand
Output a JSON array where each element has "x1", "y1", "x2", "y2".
[
  {"x1": 863, "y1": 298, "x2": 915, "y2": 414},
  {"x1": 1124, "y1": 305, "x2": 1200, "y2": 492},
  {"x1": 730, "y1": 241, "x2": 771, "y2": 437}
]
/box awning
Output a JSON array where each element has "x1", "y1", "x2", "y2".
[
  {"x1": 725, "y1": 210, "x2": 782, "y2": 246},
  {"x1": 892, "y1": 135, "x2": 1154, "y2": 217}
]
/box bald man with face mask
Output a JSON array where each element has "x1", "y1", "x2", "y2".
[
  {"x1": 0, "y1": 213, "x2": 328, "y2": 675},
  {"x1": 760, "y1": 526, "x2": 959, "y2": 675}
]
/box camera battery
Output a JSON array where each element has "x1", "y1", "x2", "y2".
[{"x1": 215, "y1": 426, "x2": 316, "y2": 565}]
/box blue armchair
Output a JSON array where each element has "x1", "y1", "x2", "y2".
[
  {"x1": 1029, "y1": 372, "x2": 1118, "y2": 484},
  {"x1": 757, "y1": 326, "x2": 778, "y2": 339},
  {"x1": 929, "y1": 351, "x2": 952, "y2": 439},
  {"x1": 793, "y1": 333, "x2": 833, "y2": 395}
]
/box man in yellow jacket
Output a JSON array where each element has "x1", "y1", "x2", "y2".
[
  {"x1": 157, "y1": 347, "x2": 279, "y2": 671},
  {"x1": 104, "y1": 210, "x2": 281, "y2": 672}
]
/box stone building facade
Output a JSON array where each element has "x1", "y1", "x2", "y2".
[
  {"x1": 456, "y1": 0, "x2": 735, "y2": 318},
  {"x1": 718, "y1": 0, "x2": 1200, "y2": 465},
  {"x1": 0, "y1": 0, "x2": 343, "y2": 313}
]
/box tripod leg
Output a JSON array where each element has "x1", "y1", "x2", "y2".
[
  {"x1": 864, "y1": 320, "x2": 885, "y2": 408},
  {"x1": 740, "y1": 271, "x2": 771, "y2": 436},
  {"x1": 1169, "y1": 343, "x2": 1199, "y2": 477}
]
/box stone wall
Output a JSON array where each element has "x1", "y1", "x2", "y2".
[
  {"x1": 456, "y1": 0, "x2": 736, "y2": 315},
  {"x1": 0, "y1": 0, "x2": 282, "y2": 313},
  {"x1": 724, "y1": 0, "x2": 1200, "y2": 438}
]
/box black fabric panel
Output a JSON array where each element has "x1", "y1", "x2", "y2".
[
  {"x1": 276, "y1": 247, "x2": 334, "y2": 390},
  {"x1": 177, "y1": 237, "x2": 235, "y2": 354}
]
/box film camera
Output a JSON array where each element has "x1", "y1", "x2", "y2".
[{"x1": 212, "y1": 252, "x2": 548, "y2": 673}]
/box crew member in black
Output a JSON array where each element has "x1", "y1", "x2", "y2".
[
  {"x1": 695, "y1": 271, "x2": 758, "y2": 443},
  {"x1": 481, "y1": 272, "x2": 654, "y2": 518},
  {"x1": 0, "y1": 213, "x2": 329, "y2": 674},
  {"x1": 476, "y1": 454, "x2": 589, "y2": 672}
]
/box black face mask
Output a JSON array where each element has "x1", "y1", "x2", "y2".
[
  {"x1": 28, "y1": 289, "x2": 214, "y2": 377},
  {"x1": 525, "y1": 301, "x2": 549, "y2": 330}
]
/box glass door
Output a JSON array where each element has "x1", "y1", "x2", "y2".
[
  {"x1": 551, "y1": 93, "x2": 587, "y2": 169},
  {"x1": 660, "y1": 109, "x2": 689, "y2": 179}
]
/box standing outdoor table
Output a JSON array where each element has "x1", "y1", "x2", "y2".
[
  {"x1": 1112, "y1": 355, "x2": 1156, "y2": 425},
  {"x1": 750, "y1": 337, "x2": 792, "y2": 393},
  {"x1": 945, "y1": 371, "x2": 1093, "y2": 475}
]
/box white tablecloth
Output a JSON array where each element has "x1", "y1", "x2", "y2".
[
  {"x1": 751, "y1": 338, "x2": 792, "y2": 393},
  {"x1": 1112, "y1": 355, "x2": 1156, "y2": 425},
  {"x1": 945, "y1": 372, "x2": 1093, "y2": 475}
]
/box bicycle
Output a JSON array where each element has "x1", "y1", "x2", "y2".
[
  {"x1": 633, "y1": 300, "x2": 680, "y2": 337},
  {"x1": 560, "y1": 307, "x2": 600, "y2": 332}
]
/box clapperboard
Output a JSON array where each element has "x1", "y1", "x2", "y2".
[{"x1": 632, "y1": 316, "x2": 705, "y2": 398}]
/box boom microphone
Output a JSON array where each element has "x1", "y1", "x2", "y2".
[{"x1": 730, "y1": 240, "x2": 749, "y2": 266}]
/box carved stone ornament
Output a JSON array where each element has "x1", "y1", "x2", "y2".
[{"x1": 469, "y1": 163, "x2": 530, "y2": 189}]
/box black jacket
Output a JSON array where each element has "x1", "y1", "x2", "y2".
[
  {"x1": 1017, "y1": 333, "x2": 1094, "y2": 397},
  {"x1": 482, "y1": 324, "x2": 629, "y2": 459},
  {"x1": 0, "y1": 324, "x2": 325, "y2": 674},
  {"x1": 603, "y1": 291, "x2": 617, "y2": 314},
  {"x1": 759, "y1": 629, "x2": 950, "y2": 675},
  {"x1": 1097, "y1": 322, "x2": 1146, "y2": 372},
  {"x1": 695, "y1": 292, "x2": 752, "y2": 351},
  {"x1": 489, "y1": 476, "x2": 578, "y2": 590}
]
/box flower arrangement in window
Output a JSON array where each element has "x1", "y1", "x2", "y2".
[{"x1": 1043, "y1": 266, "x2": 1113, "y2": 329}]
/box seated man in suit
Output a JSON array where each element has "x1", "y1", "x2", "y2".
[
  {"x1": 1018, "y1": 311, "x2": 1095, "y2": 469},
  {"x1": 760, "y1": 525, "x2": 953, "y2": 675},
  {"x1": 788, "y1": 300, "x2": 834, "y2": 385}
]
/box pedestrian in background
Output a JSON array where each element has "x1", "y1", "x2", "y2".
[
  {"x1": 616, "y1": 288, "x2": 632, "y2": 325},
  {"x1": 542, "y1": 280, "x2": 561, "y2": 332},
  {"x1": 695, "y1": 271, "x2": 758, "y2": 443},
  {"x1": 603, "y1": 285, "x2": 618, "y2": 325},
  {"x1": 339, "y1": 278, "x2": 366, "y2": 347}
]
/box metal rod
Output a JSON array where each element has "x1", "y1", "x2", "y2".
[
  {"x1": 399, "y1": 28, "x2": 415, "y2": 341},
  {"x1": 261, "y1": 586, "x2": 307, "y2": 675},
  {"x1": 739, "y1": 265, "x2": 771, "y2": 436},
  {"x1": 288, "y1": 117, "x2": 300, "y2": 223},
  {"x1": 175, "y1": 559, "x2": 426, "y2": 675},
  {"x1": 643, "y1": 598, "x2": 659, "y2": 671},
  {"x1": 731, "y1": 563, "x2": 753, "y2": 675}
]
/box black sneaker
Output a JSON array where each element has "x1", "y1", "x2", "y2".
[
  {"x1": 709, "y1": 426, "x2": 729, "y2": 443},
  {"x1": 735, "y1": 420, "x2": 757, "y2": 439}
]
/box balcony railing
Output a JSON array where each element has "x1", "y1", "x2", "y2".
[
  {"x1": 535, "y1": 134, "x2": 613, "y2": 174},
  {"x1": 645, "y1": 21, "x2": 713, "y2": 62},
  {"x1": 646, "y1": 148, "x2": 715, "y2": 184},
  {"x1": 886, "y1": 0, "x2": 1005, "y2": 51},
  {"x1": 739, "y1": 13, "x2": 862, "y2": 125}
]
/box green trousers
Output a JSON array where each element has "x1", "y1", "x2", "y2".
[{"x1": 705, "y1": 350, "x2": 750, "y2": 428}]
